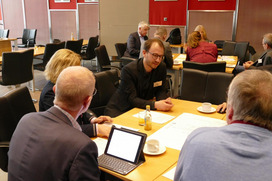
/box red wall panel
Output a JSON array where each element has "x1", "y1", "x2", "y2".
[
  {"x1": 149, "y1": 0, "x2": 187, "y2": 25},
  {"x1": 49, "y1": 0, "x2": 77, "y2": 9},
  {"x1": 189, "y1": 0, "x2": 236, "y2": 10}
]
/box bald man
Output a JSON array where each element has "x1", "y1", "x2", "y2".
[{"x1": 8, "y1": 67, "x2": 102, "y2": 181}]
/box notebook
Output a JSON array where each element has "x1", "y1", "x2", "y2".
[{"x1": 98, "y1": 126, "x2": 147, "y2": 175}]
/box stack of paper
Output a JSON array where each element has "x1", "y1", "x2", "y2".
[{"x1": 174, "y1": 54, "x2": 186, "y2": 64}]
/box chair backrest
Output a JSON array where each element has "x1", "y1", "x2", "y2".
[
  {"x1": 222, "y1": 41, "x2": 236, "y2": 55},
  {"x1": 65, "y1": 39, "x2": 83, "y2": 54},
  {"x1": 205, "y1": 72, "x2": 234, "y2": 104},
  {"x1": 180, "y1": 68, "x2": 233, "y2": 104},
  {"x1": 166, "y1": 28, "x2": 182, "y2": 45},
  {"x1": 42, "y1": 41, "x2": 65, "y2": 66},
  {"x1": 0, "y1": 86, "x2": 36, "y2": 172},
  {"x1": 214, "y1": 40, "x2": 225, "y2": 49},
  {"x1": 85, "y1": 35, "x2": 99, "y2": 60},
  {"x1": 1, "y1": 49, "x2": 34, "y2": 85},
  {"x1": 89, "y1": 69, "x2": 120, "y2": 116},
  {"x1": 22, "y1": 29, "x2": 37, "y2": 47},
  {"x1": 183, "y1": 61, "x2": 226, "y2": 72},
  {"x1": 0, "y1": 29, "x2": 9, "y2": 38},
  {"x1": 115, "y1": 42, "x2": 127, "y2": 59},
  {"x1": 95, "y1": 45, "x2": 111, "y2": 71},
  {"x1": 234, "y1": 41, "x2": 249, "y2": 64}
]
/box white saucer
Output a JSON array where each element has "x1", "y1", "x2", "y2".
[
  {"x1": 143, "y1": 144, "x2": 166, "y2": 155},
  {"x1": 197, "y1": 106, "x2": 216, "y2": 113}
]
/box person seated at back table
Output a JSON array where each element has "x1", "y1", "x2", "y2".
[
  {"x1": 8, "y1": 66, "x2": 101, "y2": 180},
  {"x1": 105, "y1": 39, "x2": 174, "y2": 117},
  {"x1": 174, "y1": 69, "x2": 272, "y2": 181},
  {"x1": 194, "y1": 25, "x2": 210, "y2": 42},
  {"x1": 139, "y1": 26, "x2": 173, "y2": 68},
  {"x1": 39, "y1": 49, "x2": 112, "y2": 137},
  {"x1": 185, "y1": 31, "x2": 218, "y2": 63},
  {"x1": 123, "y1": 21, "x2": 149, "y2": 59},
  {"x1": 234, "y1": 33, "x2": 272, "y2": 74}
]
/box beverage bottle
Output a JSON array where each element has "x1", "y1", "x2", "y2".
[
  {"x1": 71, "y1": 32, "x2": 74, "y2": 40},
  {"x1": 144, "y1": 105, "x2": 152, "y2": 131}
]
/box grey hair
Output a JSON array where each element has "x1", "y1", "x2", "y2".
[
  {"x1": 263, "y1": 33, "x2": 272, "y2": 48},
  {"x1": 227, "y1": 69, "x2": 272, "y2": 130},
  {"x1": 138, "y1": 21, "x2": 149, "y2": 29}
]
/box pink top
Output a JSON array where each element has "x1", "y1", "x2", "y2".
[{"x1": 186, "y1": 41, "x2": 218, "y2": 63}]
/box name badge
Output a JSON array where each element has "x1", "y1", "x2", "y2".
[
  {"x1": 258, "y1": 59, "x2": 262, "y2": 63},
  {"x1": 154, "y1": 81, "x2": 162, "y2": 87}
]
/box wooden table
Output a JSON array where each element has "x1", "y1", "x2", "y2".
[
  {"x1": 170, "y1": 54, "x2": 237, "y2": 97},
  {"x1": 103, "y1": 99, "x2": 226, "y2": 180},
  {"x1": 0, "y1": 38, "x2": 18, "y2": 56}
]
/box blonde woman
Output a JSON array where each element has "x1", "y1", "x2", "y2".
[
  {"x1": 39, "y1": 49, "x2": 113, "y2": 137},
  {"x1": 194, "y1": 25, "x2": 209, "y2": 42},
  {"x1": 186, "y1": 31, "x2": 218, "y2": 63}
]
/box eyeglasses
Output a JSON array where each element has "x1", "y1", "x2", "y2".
[
  {"x1": 93, "y1": 88, "x2": 97, "y2": 96},
  {"x1": 147, "y1": 51, "x2": 165, "y2": 60}
]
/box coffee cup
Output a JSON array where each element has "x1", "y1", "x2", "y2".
[
  {"x1": 202, "y1": 102, "x2": 212, "y2": 112},
  {"x1": 147, "y1": 139, "x2": 160, "y2": 153}
]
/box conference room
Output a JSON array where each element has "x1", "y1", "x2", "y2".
[{"x1": 1, "y1": 0, "x2": 272, "y2": 180}]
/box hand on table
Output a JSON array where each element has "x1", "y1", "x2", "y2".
[
  {"x1": 216, "y1": 102, "x2": 227, "y2": 114},
  {"x1": 91, "y1": 116, "x2": 113, "y2": 124},
  {"x1": 243, "y1": 61, "x2": 254, "y2": 69},
  {"x1": 155, "y1": 97, "x2": 174, "y2": 111}
]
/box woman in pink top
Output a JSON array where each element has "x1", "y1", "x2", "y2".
[{"x1": 186, "y1": 31, "x2": 218, "y2": 63}]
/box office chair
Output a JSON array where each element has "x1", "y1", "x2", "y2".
[
  {"x1": 65, "y1": 39, "x2": 83, "y2": 54},
  {"x1": 81, "y1": 36, "x2": 99, "y2": 69},
  {"x1": 0, "y1": 49, "x2": 34, "y2": 87},
  {"x1": 33, "y1": 41, "x2": 65, "y2": 71},
  {"x1": 0, "y1": 86, "x2": 36, "y2": 172},
  {"x1": 115, "y1": 42, "x2": 127, "y2": 60},
  {"x1": 17, "y1": 29, "x2": 37, "y2": 48},
  {"x1": 222, "y1": 41, "x2": 236, "y2": 56},
  {"x1": 234, "y1": 41, "x2": 249, "y2": 65},
  {"x1": 183, "y1": 61, "x2": 226, "y2": 72},
  {"x1": 94, "y1": 45, "x2": 121, "y2": 72},
  {"x1": 89, "y1": 69, "x2": 120, "y2": 116}
]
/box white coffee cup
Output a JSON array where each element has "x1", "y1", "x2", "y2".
[
  {"x1": 147, "y1": 139, "x2": 160, "y2": 153},
  {"x1": 202, "y1": 102, "x2": 212, "y2": 112}
]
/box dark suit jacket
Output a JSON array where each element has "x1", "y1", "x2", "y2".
[
  {"x1": 124, "y1": 32, "x2": 148, "y2": 59},
  {"x1": 8, "y1": 107, "x2": 100, "y2": 181},
  {"x1": 39, "y1": 81, "x2": 97, "y2": 137},
  {"x1": 252, "y1": 49, "x2": 272, "y2": 67},
  {"x1": 105, "y1": 58, "x2": 168, "y2": 117}
]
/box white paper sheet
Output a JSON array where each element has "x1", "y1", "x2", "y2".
[
  {"x1": 173, "y1": 54, "x2": 186, "y2": 64},
  {"x1": 133, "y1": 111, "x2": 175, "y2": 124},
  {"x1": 148, "y1": 113, "x2": 227, "y2": 150},
  {"x1": 93, "y1": 137, "x2": 108, "y2": 156},
  {"x1": 163, "y1": 166, "x2": 177, "y2": 180}
]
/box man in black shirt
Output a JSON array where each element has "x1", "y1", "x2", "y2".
[{"x1": 105, "y1": 39, "x2": 174, "y2": 117}]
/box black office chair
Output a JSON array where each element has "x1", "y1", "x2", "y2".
[
  {"x1": 94, "y1": 45, "x2": 121, "y2": 72},
  {"x1": 66, "y1": 39, "x2": 83, "y2": 54},
  {"x1": 0, "y1": 29, "x2": 9, "y2": 38},
  {"x1": 89, "y1": 69, "x2": 120, "y2": 116},
  {"x1": 180, "y1": 68, "x2": 233, "y2": 104},
  {"x1": 115, "y1": 42, "x2": 127, "y2": 60},
  {"x1": 0, "y1": 49, "x2": 34, "y2": 87},
  {"x1": 81, "y1": 36, "x2": 99, "y2": 69},
  {"x1": 234, "y1": 41, "x2": 249, "y2": 65},
  {"x1": 183, "y1": 61, "x2": 226, "y2": 72},
  {"x1": 222, "y1": 41, "x2": 236, "y2": 56},
  {"x1": 0, "y1": 86, "x2": 36, "y2": 172},
  {"x1": 17, "y1": 29, "x2": 37, "y2": 48},
  {"x1": 214, "y1": 40, "x2": 225, "y2": 55},
  {"x1": 33, "y1": 41, "x2": 65, "y2": 71}
]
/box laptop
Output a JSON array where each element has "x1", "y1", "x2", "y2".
[{"x1": 98, "y1": 126, "x2": 147, "y2": 175}]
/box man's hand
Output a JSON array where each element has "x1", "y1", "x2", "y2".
[
  {"x1": 91, "y1": 116, "x2": 113, "y2": 124},
  {"x1": 243, "y1": 61, "x2": 254, "y2": 69},
  {"x1": 154, "y1": 97, "x2": 174, "y2": 111},
  {"x1": 216, "y1": 102, "x2": 227, "y2": 113},
  {"x1": 97, "y1": 124, "x2": 112, "y2": 138}
]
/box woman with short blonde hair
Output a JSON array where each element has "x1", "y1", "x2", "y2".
[{"x1": 44, "y1": 49, "x2": 81, "y2": 84}]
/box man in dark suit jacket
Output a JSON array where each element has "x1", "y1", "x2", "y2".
[
  {"x1": 8, "y1": 67, "x2": 103, "y2": 181},
  {"x1": 235, "y1": 33, "x2": 272, "y2": 73},
  {"x1": 124, "y1": 21, "x2": 149, "y2": 59}
]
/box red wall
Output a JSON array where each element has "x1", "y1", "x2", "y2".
[
  {"x1": 149, "y1": 0, "x2": 236, "y2": 26},
  {"x1": 149, "y1": 0, "x2": 187, "y2": 26},
  {"x1": 49, "y1": 0, "x2": 77, "y2": 9},
  {"x1": 189, "y1": 0, "x2": 236, "y2": 10}
]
